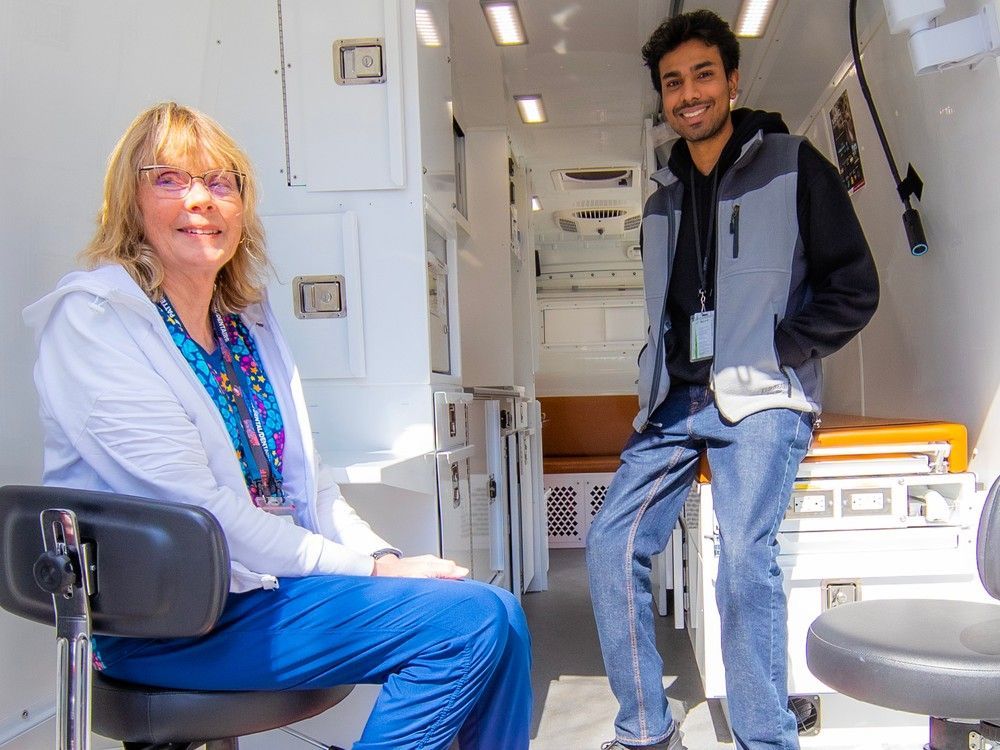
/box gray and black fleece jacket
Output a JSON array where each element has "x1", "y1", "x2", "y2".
[{"x1": 634, "y1": 108, "x2": 879, "y2": 429}]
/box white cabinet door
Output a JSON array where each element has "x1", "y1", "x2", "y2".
[{"x1": 436, "y1": 446, "x2": 474, "y2": 571}]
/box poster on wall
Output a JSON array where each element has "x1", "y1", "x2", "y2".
[{"x1": 829, "y1": 90, "x2": 865, "y2": 193}]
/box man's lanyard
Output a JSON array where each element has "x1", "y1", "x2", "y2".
[
  {"x1": 209, "y1": 310, "x2": 289, "y2": 510},
  {"x1": 689, "y1": 166, "x2": 719, "y2": 313}
]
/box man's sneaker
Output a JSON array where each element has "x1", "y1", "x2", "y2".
[{"x1": 600, "y1": 726, "x2": 685, "y2": 750}]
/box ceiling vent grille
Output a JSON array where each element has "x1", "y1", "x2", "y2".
[
  {"x1": 551, "y1": 167, "x2": 635, "y2": 192},
  {"x1": 553, "y1": 204, "x2": 641, "y2": 236},
  {"x1": 575, "y1": 208, "x2": 628, "y2": 220}
]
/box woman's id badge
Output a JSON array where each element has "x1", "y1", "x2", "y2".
[{"x1": 690, "y1": 310, "x2": 715, "y2": 362}]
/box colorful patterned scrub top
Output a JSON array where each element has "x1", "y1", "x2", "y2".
[{"x1": 157, "y1": 297, "x2": 286, "y2": 509}]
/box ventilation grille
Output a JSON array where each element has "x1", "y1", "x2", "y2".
[
  {"x1": 553, "y1": 204, "x2": 642, "y2": 237},
  {"x1": 545, "y1": 473, "x2": 616, "y2": 548},
  {"x1": 575, "y1": 208, "x2": 628, "y2": 220},
  {"x1": 551, "y1": 166, "x2": 635, "y2": 192}
]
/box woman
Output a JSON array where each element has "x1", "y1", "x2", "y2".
[{"x1": 23, "y1": 102, "x2": 531, "y2": 750}]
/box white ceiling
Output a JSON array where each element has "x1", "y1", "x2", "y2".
[{"x1": 447, "y1": 0, "x2": 884, "y2": 249}]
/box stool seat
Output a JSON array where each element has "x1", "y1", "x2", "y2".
[
  {"x1": 93, "y1": 673, "x2": 353, "y2": 744},
  {"x1": 806, "y1": 599, "x2": 1000, "y2": 720}
]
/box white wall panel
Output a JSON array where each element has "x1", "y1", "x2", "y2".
[
  {"x1": 0, "y1": 2, "x2": 221, "y2": 741},
  {"x1": 801, "y1": 1, "x2": 1000, "y2": 478}
]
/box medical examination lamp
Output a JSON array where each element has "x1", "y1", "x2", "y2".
[
  {"x1": 850, "y1": 1, "x2": 1000, "y2": 256},
  {"x1": 882, "y1": 0, "x2": 1000, "y2": 75}
]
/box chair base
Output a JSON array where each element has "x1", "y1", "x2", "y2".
[
  {"x1": 925, "y1": 717, "x2": 1000, "y2": 750},
  {"x1": 123, "y1": 743, "x2": 232, "y2": 750}
]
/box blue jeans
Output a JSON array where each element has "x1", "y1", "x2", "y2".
[
  {"x1": 586, "y1": 385, "x2": 812, "y2": 750},
  {"x1": 94, "y1": 576, "x2": 531, "y2": 750}
]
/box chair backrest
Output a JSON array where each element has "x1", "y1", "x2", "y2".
[
  {"x1": 977, "y1": 474, "x2": 1000, "y2": 600},
  {"x1": 0, "y1": 485, "x2": 230, "y2": 638}
]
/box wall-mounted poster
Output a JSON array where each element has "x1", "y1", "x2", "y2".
[{"x1": 829, "y1": 90, "x2": 865, "y2": 193}]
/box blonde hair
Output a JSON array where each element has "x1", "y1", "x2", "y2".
[{"x1": 80, "y1": 102, "x2": 268, "y2": 314}]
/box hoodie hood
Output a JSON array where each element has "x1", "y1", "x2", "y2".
[
  {"x1": 667, "y1": 108, "x2": 789, "y2": 184},
  {"x1": 23, "y1": 264, "x2": 267, "y2": 342},
  {"x1": 22, "y1": 265, "x2": 156, "y2": 343}
]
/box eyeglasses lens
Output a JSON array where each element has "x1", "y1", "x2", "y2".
[{"x1": 144, "y1": 167, "x2": 242, "y2": 198}]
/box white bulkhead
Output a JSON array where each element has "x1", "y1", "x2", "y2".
[{"x1": 1, "y1": 1, "x2": 1000, "y2": 747}]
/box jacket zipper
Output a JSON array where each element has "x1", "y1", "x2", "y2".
[
  {"x1": 775, "y1": 312, "x2": 792, "y2": 397},
  {"x1": 642, "y1": 192, "x2": 677, "y2": 430},
  {"x1": 730, "y1": 204, "x2": 740, "y2": 258},
  {"x1": 707, "y1": 176, "x2": 725, "y2": 393}
]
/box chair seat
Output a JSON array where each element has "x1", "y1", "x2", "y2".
[
  {"x1": 806, "y1": 599, "x2": 1000, "y2": 720},
  {"x1": 93, "y1": 672, "x2": 354, "y2": 744}
]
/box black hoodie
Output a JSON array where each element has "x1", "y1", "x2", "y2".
[{"x1": 663, "y1": 108, "x2": 878, "y2": 386}]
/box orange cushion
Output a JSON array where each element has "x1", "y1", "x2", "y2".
[
  {"x1": 544, "y1": 455, "x2": 622, "y2": 474},
  {"x1": 539, "y1": 395, "x2": 637, "y2": 458}
]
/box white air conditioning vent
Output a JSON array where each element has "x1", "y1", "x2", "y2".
[
  {"x1": 551, "y1": 167, "x2": 635, "y2": 191},
  {"x1": 553, "y1": 204, "x2": 642, "y2": 236},
  {"x1": 576, "y1": 208, "x2": 628, "y2": 220}
]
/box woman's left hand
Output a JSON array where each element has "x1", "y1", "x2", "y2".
[{"x1": 373, "y1": 554, "x2": 470, "y2": 579}]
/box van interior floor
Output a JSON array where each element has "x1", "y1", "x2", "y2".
[{"x1": 522, "y1": 548, "x2": 731, "y2": 749}]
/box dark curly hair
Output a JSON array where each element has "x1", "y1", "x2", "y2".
[{"x1": 642, "y1": 9, "x2": 740, "y2": 93}]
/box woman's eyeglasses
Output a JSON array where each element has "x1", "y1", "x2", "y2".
[{"x1": 139, "y1": 165, "x2": 245, "y2": 200}]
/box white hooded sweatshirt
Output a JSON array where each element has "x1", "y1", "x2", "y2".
[{"x1": 23, "y1": 264, "x2": 392, "y2": 591}]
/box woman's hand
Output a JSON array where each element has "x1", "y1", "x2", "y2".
[{"x1": 373, "y1": 554, "x2": 469, "y2": 579}]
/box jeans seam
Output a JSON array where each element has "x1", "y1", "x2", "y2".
[
  {"x1": 623, "y1": 442, "x2": 684, "y2": 742},
  {"x1": 769, "y1": 413, "x2": 805, "y2": 749}
]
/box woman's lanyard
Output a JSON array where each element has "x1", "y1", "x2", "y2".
[
  {"x1": 209, "y1": 310, "x2": 292, "y2": 513},
  {"x1": 688, "y1": 166, "x2": 719, "y2": 362}
]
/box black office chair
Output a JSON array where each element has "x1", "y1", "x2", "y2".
[
  {"x1": 806, "y1": 475, "x2": 1000, "y2": 750},
  {"x1": 0, "y1": 485, "x2": 353, "y2": 750}
]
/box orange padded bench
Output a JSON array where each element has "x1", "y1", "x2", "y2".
[
  {"x1": 697, "y1": 412, "x2": 968, "y2": 481},
  {"x1": 539, "y1": 399, "x2": 968, "y2": 480},
  {"x1": 539, "y1": 395, "x2": 638, "y2": 474}
]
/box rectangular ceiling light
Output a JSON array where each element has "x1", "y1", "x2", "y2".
[
  {"x1": 481, "y1": 1, "x2": 528, "y2": 46},
  {"x1": 735, "y1": 0, "x2": 777, "y2": 38},
  {"x1": 515, "y1": 95, "x2": 547, "y2": 124},
  {"x1": 415, "y1": 7, "x2": 442, "y2": 47},
  {"x1": 531, "y1": 196, "x2": 542, "y2": 211}
]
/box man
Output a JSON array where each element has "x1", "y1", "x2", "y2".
[{"x1": 586, "y1": 10, "x2": 878, "y2": 750}]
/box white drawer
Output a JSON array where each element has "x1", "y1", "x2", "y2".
[{"x1": 433, "y1": 391, "x2": 472, "y2": 450}]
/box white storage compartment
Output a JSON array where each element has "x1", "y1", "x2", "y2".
[
  {"x1": 436, "y1": 445, "x2": 474, "y2": 572},
  {"x1": 433, "y1": 390, "x2": 471, "y2": 452},
  {"x1": 280, "y1": 0, "x2": 406, "y2": 191},
  {"x1": 686, "y1": 472, "x2": 986, "y2": 701},
  {"x1": 262, "y1": 212, "x2": 366, "y2": 379}
]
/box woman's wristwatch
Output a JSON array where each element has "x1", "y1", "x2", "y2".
[{"x1": 371, "y1": 547, "x2": 403, "y2": 560}]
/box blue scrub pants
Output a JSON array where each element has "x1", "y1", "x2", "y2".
[{"x1": 93, "y1": 575, "x2": 532, "y2": 750}]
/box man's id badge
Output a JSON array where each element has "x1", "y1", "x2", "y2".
[{"x1": 689, "y1": 310, "x2": 715, "y2": 362}]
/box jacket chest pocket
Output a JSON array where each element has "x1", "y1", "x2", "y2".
[{"x1": 718, "y1": 199, "x2": 793, "y2": 275}]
